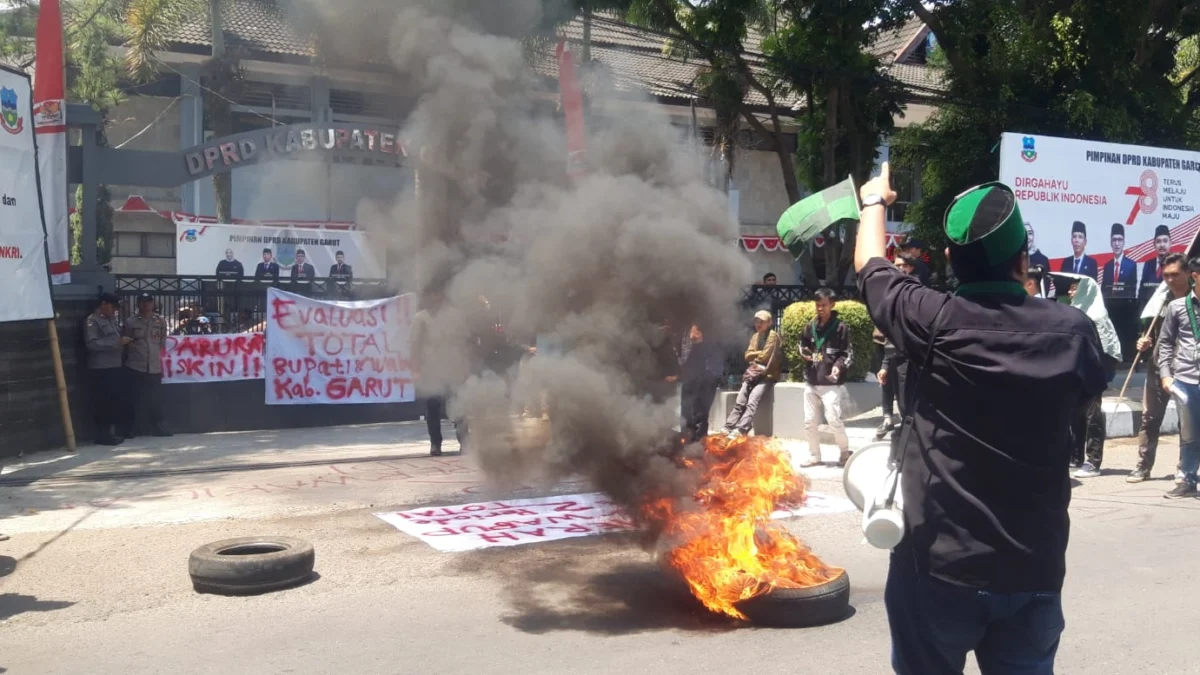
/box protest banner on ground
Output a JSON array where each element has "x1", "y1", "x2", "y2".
[
  {"x1": 175, "y1": 223, "x2": 385, "y2": 279},
  {"x1": 0, "y1": 66, "x2": 54, "y2": 322},
  {"x1": 375, "y1": 491, "x2": 856, "y2": 552},
  {"x1": 162, "y1": 333, "x2": 265, "y2": 384},
  {"x1": 265, "y1": 288, "x2": 415, "y2": 405},
  {"x1": 999, "y1": 133, "x2": 1200, "y2": 300}
]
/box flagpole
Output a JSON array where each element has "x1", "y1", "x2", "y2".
[
  {"x1": 1118, "y1": 316, "x2": 1159, "y2": 400},
  {"x1": 46, "y1": 318, "x2": 75, "y2": 451}
]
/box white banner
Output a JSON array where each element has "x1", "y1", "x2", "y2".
[
  {"x1": 175, "y1": 223, "x2": 385, "y2": 280},
  {"x1": 264, "y1": 288, "x2": 415, "y2": 405},
  {"x1": 0, "y1": 68, "x2": 53, "y2": 322},
  {"x1": 1000, "y1": 132, "x2": 1200, "y2": 301},
  {"x1": 375, "y1": 491, "x2": 856, "y2": 552},
  {"x1": 162, "y1": 333, "x2": 265, "y2": 384},
  {"x1": 35, "y1": 124, "x2": 68, "y2": 284}
]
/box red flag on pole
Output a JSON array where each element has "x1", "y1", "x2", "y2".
[
  {"x1": 556, "y1": 40, "x2": 587, "y2": 178},
  {"x1": 34, "y1": 0, "x2": 71, "y2": 283}
]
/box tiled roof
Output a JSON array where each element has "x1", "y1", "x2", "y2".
[
  {"x1": 868, "y1": 18, "x2": 928, "y2": 63},
  {"x1": 174, "y1": 0, "x2": 313, "y2": 57},
  {"x1": 166, "y1": 1, "x2": 939, "y2": 104}
]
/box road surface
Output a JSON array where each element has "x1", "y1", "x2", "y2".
[{"x1": 0, "y1": 423, "x2": 1195, "y2": 674}]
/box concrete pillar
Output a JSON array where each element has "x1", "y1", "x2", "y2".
[{"x1": 179, "y1": 66, "x2": 204, "y2": 215}]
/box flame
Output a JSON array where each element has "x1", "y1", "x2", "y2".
[{"x1": 644, "y1": 435, "x2": 842, "y2": 620}]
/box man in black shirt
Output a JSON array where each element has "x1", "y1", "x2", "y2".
[
  {"x1": 215, "y1": 249, "x2": 244, "y2": 279},
  {"x1": 855, "y1": 166, "x2": 1108, "y2": 675}
]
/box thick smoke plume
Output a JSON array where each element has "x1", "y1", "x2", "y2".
[{"x1": 295, "y1": 0, "x2": 753, "y2": 523}]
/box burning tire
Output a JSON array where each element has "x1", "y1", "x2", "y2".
[
  {"x1": 188, "y1": 536, "x2": 315, "y2": 596},
  {"x1": 733, "y1": 571, "x2": 851, "y2": 628}
]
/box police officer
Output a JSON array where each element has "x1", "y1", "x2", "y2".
[
  {"x1": 85, "y1": 293, "x2": 131, "y2": 446},
  {"x1": 854, "y1": 166, "x2": 1108, "y2": 674},
  {"x1": 122, "y1": 293, "x2": 173, "y2": 437}
]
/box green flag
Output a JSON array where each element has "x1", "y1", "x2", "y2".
[{"x1": 776, "y1": 177, "x2": 860, "y2": 259}]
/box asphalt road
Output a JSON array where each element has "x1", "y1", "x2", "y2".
[{"x1": 0, "y1": 424, "x2": 1197, "y2": 675}]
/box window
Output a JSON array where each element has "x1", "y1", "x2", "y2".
[
  {"x1": 114, "y1": 232, "x2": 175, "y2": 258},
  {"x1": 115, "y1": 232, "x2": 143, "y2": 257},
  {"x1": 145, "y1": 233, "x2": 175, "y2": 258}
]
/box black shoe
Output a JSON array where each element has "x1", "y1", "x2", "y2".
[
  {"x1": 430, "y1": 445, "x2": 443, "y2": 457},
  {"x1": 118, "y1": 430, "x2": 136, "y2": 440},
  {"x1": 152, "y1": 428, "x2": 174, "y2": 438},
  {"x1": 96, "y1": 435, "x2": 123, "y2": 447},
  {"x1": 874, "y1": 418, "x2": 896, "y2": 441},
  {"x1": 0, "y1": 533, "x2": 9, "y2": 542},
  {"x1": 1164, "y1": 481, "x2": 1197, "y2": 499},
  {"x1": 1126, "y1": 469, "x2": 1150, "y2": 484}
]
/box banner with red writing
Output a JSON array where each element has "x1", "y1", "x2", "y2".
[
  {"x1": 162, "y1": 333, "x2": 265, "y2": 383},
  {"x1": 265, "y1": 288, "x2": 415, "y2": 405}
]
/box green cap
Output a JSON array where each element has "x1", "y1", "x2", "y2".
[{"x1": 944, "y1": 182, "x2": 1026, "y2": 266}]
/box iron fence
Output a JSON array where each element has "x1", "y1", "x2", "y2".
[{"x1": 113, "y1": 275, "x2": 394, "y2": 334}]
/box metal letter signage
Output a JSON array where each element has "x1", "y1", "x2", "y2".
[{"x1": 182, "y1": 122, "x2": 408, "y2": 180}]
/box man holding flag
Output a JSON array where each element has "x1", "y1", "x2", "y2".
[{"x1": 1128, "y1": 253, "x2": 1189, "y2": 483}]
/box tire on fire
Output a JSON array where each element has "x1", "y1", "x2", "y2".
[
  {"x1": 188, "y1": 536, "x2": 315, "y2": 595},
  {"x1": 733, "y1": 571, "x2": 850, "y2": 628}
]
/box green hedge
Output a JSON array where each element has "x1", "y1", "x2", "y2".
[{"x1": 779, "y1": 300, "x2": 876, "y2": 382}]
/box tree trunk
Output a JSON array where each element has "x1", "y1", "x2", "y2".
[
  {"x1": 821, "y1": 88, "x2": 840, "y2": 285},
  {"x1": 209, "y1": 0, "x2": 232, "y2": 223},
  {"x1": 582, "y1": 9, "x2": 591, "y2": 63},
  {"x1": 836, "y1": 84, "x2": 862, "y2": 285}
]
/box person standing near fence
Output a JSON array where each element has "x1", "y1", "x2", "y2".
[
  {"x1": 721, "y1": 310, "x2": 781, "y2": 439},
  {"x1": 121, "y1": 293, "x2": 173, "y2": 438},
  {"x1": 411, "y1": 282, "x2": 468, "y2": 456},
  {"x1": 1127, "y1": 253, "x2": 1189, "y2": 484},
  {"x1": 679, "y1": 324, "x2": 724, "y2": 442},
  {"x1": 799, "y1": 288, "x2": 854, "y2": 467},
  {"x1": 1154, "y1": 256, "x2": 1200, "y2": 499},
  {"x1": 85, "y1": 293, "x2": 132, "y2": 446}
]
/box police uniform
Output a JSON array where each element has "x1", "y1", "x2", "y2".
[
  {"x1": 85, "y1": 296, "x2": 128, "y2": 445},
  {"x1": 860, "y1": 182, "x2": 1108, "y2": 673},
  {"x1": 122, "y1": 296, "x2": 172, "y2": 437}
]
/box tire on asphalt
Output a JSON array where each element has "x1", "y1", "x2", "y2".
[
  {"x1": 733, "y1": 571, "x2": 851, "y2": 628},
  {"x1": 188, "y1": 536, "x2": 315, "y2": 596}
]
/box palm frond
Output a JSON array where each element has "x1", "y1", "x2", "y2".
[{"x1": 124, "y1": 0, "x2": 202, "y2": 82}]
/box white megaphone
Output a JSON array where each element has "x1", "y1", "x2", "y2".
[{"x1": 842, "y1": 440, "x2": 906, "y2": 550}]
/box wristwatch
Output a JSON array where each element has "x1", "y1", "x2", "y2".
[{"x1": 862, "y1": 194, "x2": 886, "y2": 208}]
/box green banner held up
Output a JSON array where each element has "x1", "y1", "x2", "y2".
[{"x1": 775, "y1": 177, "x2": 860, "y2": 259}]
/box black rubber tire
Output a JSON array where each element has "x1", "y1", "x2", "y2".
[
  {"x1": 188, "y1": 536, "x2": 315, "y2": 596},
  {"x1": 733, "y1": 571, "x2": 851, "y2": 628}
]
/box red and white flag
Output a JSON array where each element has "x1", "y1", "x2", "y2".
[
  {"x1": 556, "y1": 40, "x2": 586, "y2": 179},
  {"x1": 34, "y1": 0, "x2": 70, "y2": 284}
]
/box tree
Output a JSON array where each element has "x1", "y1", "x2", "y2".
[
  {"x1": 126, "y1": 0, "x2": 240, "y2": 222},
  {"x1": 762, "y1": 0, "x2": 904, "y2": 285},
  {"x1": 620, "y1": 0, "x2": 823, "y2": 284},
  {"x1": 893, "y1": 0, "x2": 1200, "y2": 253}
]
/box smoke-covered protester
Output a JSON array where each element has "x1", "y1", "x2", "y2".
[
  {"x1": 296, "y1": 0, "x2": 755, "y2": 512},
  {"x1": 853, "y1": 167, "x2": 1109, "y2": 673}
]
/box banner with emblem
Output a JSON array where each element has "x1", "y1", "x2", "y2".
[
  {"x1": 175, "y1": 223, "x2": 385, "y2": 280},
  {"x1": 1000, "y1": 132, "x2": 1200, "y2": 301},
  {"x1": 0, "y1": 66, "x2": 54, "y2": 322}
]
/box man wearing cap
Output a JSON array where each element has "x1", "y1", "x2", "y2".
[
  {"x1": 1102, "y1": 223, "x2": 1138, "y2": 297},
  {"x1": 1060, "y1": 221, "x2": 1098, "y2": 278},
  {"x1": 1140, "y1": 225, "x2": 1173, "y2": 306},
  {"x1": 85, "y1": 293, "x2": 133, "y2": 446},
  {"x1": 721, "y1": 310, "x2": 781, "y2": 439},
  {"x1": 121, "y1": 293, "x2": 173, "y2": 438},
  {"x1": 855, "y1": 165, "x2": 1108, "y2": 674}
]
